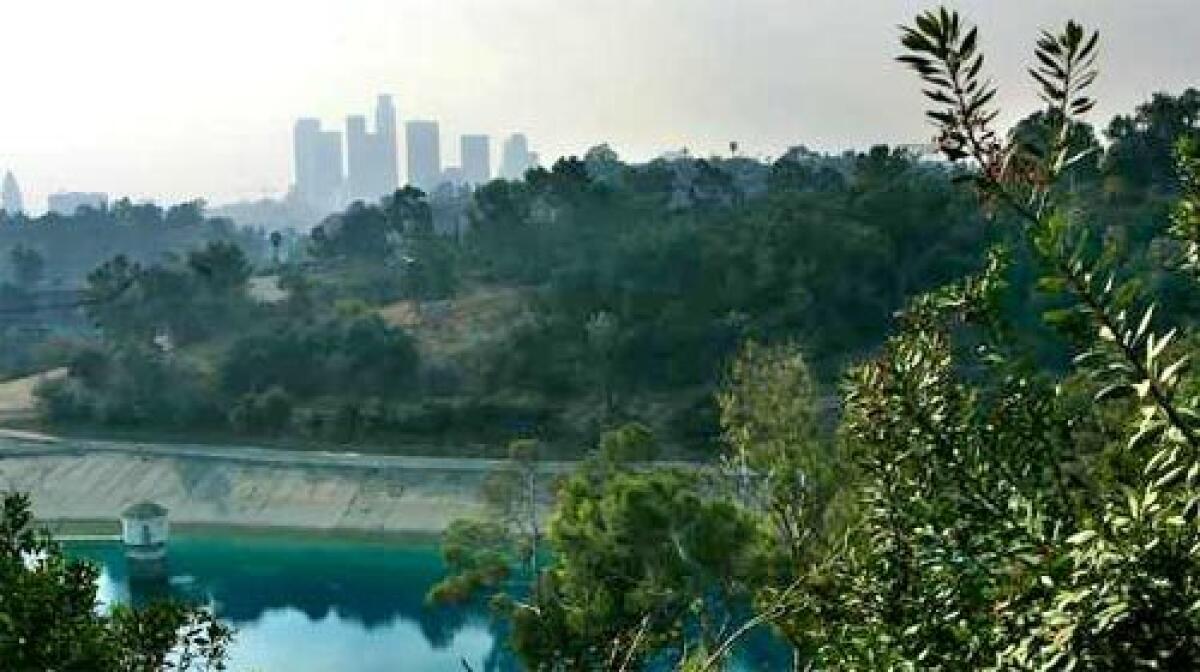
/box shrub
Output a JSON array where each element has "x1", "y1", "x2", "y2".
[{"x1": 228, "y1": 386, "x2": 294, "y2": 435}]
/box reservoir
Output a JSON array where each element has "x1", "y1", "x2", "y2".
[
  {"x1": 67, "y1": 531, "x2": 785, "y2": 670},
  {"x1": 68, "y1": 532, "x2": 515, "y2": 671}
]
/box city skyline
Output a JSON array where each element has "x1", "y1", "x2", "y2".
[
  {"x1": 0, "y1": 1, "x2": 1195, "y2": 212},
  {"x1": 345, "y1": 95, "x2": 399, "y2": 203},
  {"x1": 292, "y1": 95, "x2": 523, "y2": 211}
]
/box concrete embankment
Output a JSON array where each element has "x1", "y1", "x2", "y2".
[{"x1": 0, "y1": 435, "x2": 544, "y2": 534}]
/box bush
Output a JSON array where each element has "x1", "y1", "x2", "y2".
[
  {"x1": 36, "y1": 345, "x2": 220, "y2": 428},
  {"x1": 228, "y1": 386, "x2": 294, "y2": 435},
  {"x1": 34, "y1": 377, "x2": 93, "y2": 422},
  {"x1": 220, "y1": 314, "x2": 419, "y2": 399}
]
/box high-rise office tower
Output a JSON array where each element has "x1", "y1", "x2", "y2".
[
  {"x1": 460, "y1": 135, "x2": 491, "y2": 186},
  {"x1": 406, "y1": 121, "x2": 442, "y2": 193},
  {"x1": 345, "y1": 114, "x2": 372, "y2": 202},
  {"x1": 293, "y1": 118, "x2": 344, "y2": 211},
  {"x1": 2, "y1": 172, "x2": 23, "y2": 215},
  {"x1": 499, "y1": 133, "x2": 535, "y2": 180},
  {"x1": 376, "y1": 95, "x2": 399, "y2": 194},
  {"x1": 344, "y1": 95, "x2": 401, "y2": 203}
]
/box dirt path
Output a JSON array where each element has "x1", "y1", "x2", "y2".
[{"x1": 0, "y1": 368, "x2": 65, "y2": 422}]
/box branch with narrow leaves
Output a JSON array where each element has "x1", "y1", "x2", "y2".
[
  {"x1": 1034, "y1": 23, "x2": 1098, "y2": 155},
  {"x1": 1035, "y1": 215, "x2": 1200, "y2": 454},
  {"x1": 1171, "y1": 138, "x2": 1200, "y2": 278},
  {"x1": 898, "y1": 8, "x2": 1001, "y2": 175},
  {"x1": 899, "y1": 10, "x2": 1100, "y2": 218}
]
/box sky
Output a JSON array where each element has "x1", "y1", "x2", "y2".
[{"x1": 0, "y1": 0, "x2": 1194, "y2": 213}]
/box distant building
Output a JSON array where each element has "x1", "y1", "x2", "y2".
[
  {"x1": 345, "y1": 95, "x2": 400, "y2": 203},
  {"x1": 441, "y1": 166, "x2": 465, "y2": 187},
  {"x1": 47, "y1": 191, "x2": 107, "y2": 216},
  {"x1": 406, "y1": 120, "x2": 442, "y2": 193},
  {"x1": 460, "y1": 135, "x2": 491, "y2": 186},
  {"x1": 345, "y1": 114, "x2": 371, "y2": 200},
  {"x1": 375, "y1": 95, "x2": 399, "y2": 195},
  {"x1": 2, "y1": 172, "x2": 23, "y2": 215},
  {"x1": 499, "y1": 133, "x2": 536, "y2": 181},
  {"x1": 293, "y1": 118, "x2": 344, "y2": 212}
]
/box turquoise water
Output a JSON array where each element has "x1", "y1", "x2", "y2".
[
  {"x1": 68, "y1": 533, "x2": 515, "y2": 671},
  {"x1": 68, "y1": 533, "x2": 786, "y2": 670}
]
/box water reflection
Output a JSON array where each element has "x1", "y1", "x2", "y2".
[{"x1": 71, "y1": 533, "x2": 516, "y2": 671}]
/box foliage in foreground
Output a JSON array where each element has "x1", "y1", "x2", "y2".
[
  {"x1": 441, "y1": 9, "x2": 1200, "y2": 671},
  {"x1": 0, "y1": 493, "x2": 230, "y2": 671},
  {"x1": 763, "y1": 10, "x2": 1200, "y2": 670}
]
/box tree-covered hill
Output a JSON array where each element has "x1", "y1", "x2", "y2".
[{"x1": 27, "y1": 86, "x2": 1200, "y2": 457}]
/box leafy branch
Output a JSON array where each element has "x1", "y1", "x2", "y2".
[{"x1": 898, "y1": 9, "x2": 1001, "y2": 174}]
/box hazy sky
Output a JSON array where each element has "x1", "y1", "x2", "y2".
[{"x1": 0, "y1": 1, "x2": 1194, "y2": 212}]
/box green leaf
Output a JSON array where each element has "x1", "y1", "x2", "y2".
[
  {"x1": 1066, "y1": 530, "x2": 1097, "y2": 545},
  {"x1": 1129, "y1": 423, "x2": 1166, "y2": 451},
  {"x1": 1094, "y1": 384, "x2": 1132, "y2": 402}
]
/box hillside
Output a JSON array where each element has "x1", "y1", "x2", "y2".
[{"x1": 379, "y1": 285, "x2": 530, "y2": 359}]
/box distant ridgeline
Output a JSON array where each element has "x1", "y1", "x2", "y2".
[{"x1": 0, "y1": 200, "x2": 268, "y2": 288}]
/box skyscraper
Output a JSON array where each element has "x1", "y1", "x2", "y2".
[
  {"x1": 499, "y1": 133, "x2": 536, "y2": 181},
  {"x1": 345, "y1": 114, "x2": 371, "y2": 202},
  {"x1": 406, "y1": 121, "x2": 442, "y2": 193},
  {"x1": 375, "y1": 95, "x2": 399, "y2": 194},
  {"x1": 344, "y1": 95, "x2": 400, "y2": 203},
  {"x1": 2, "y1": 172, "x2": 23, "y2": 215},
  {"x1": 293, "y1": 118, "x2": 344, "y2": 211},
  {"x1": 460, "y1": 135, "x2": 491, "y2": 186}
]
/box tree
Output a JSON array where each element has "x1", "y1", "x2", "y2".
[
  {"x1": 228, "y1": 386, "x2": 293, "y2": 435},
  {"x1": 85, "y1": 255, "x2": 143, "y2": 339},
  {"x1": 1104, "y1": 88, "x2": 1200, "y2": 193},
  {"x1": 164, "y1": 200, "x2": 206, "y2": 228},
  {"x1": 583, "y1": 144, "x2": 623, "y2": 186},
  {"x1": 662, "y1": 10, "x2": 1200, "y2": 672},
  {"x1": 383, "y1": 186, "x2": 434, "y2": 237},
  {"x1": 1011, "y1": 109, "x2": 1103, "y2": 187},
  {"x1": 481, "y1": 439, "x2": 544, "y2": 576},
  {"x1": 311, "y1": 201, "x2": 394, "y2": 262},
  {"x1": 428, "y1": 439, "x2": 546, "y2": 608},
  {"x1": 754, "y1": 10, "x2": 1200, "y2": 669},
  {"x1": 269, "y1": 231, "x2": 284, "y2": 265},
  {"x1": 219, "y1": 313, "x2": 418, "y2": 399},
  {"x1": 187, "y1": 241, "x2": 251, "y2": 296},
  {"x1": 0, "y1": 492, "x2": 231, "y2": 670},
  {"x1": 585, "y1": 311, "x2": 620, "y2": 417},
  {"x1": 717, "y1": 342, "x2": 840, "y2": 668},
  {"x1": 10, "y1": 244, "x2": 44, "y2": 290},
  {"x1": 507, "y1": 427, "x2": 759, "y2": 670}
]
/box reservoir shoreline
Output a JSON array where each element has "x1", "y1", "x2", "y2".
[
  {"x1": 0, "y1": 431, "x2": 693, "y2": 536},
  {"x1": 0, "y1": 433, "x2": 499, "y2": 535},
  {"x1": 41, "y1": 518, "x2": 445, "y2": 544}
]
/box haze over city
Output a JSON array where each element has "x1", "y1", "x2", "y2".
[{"x1": 0, "y1": 0, "x2": 1194, "y2": 212}]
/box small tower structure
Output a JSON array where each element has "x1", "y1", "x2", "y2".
[{"x1": 121, "y1": 501, "x2": 169, "y2": 579}]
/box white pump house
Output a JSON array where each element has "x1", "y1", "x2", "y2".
[{"x1": 120, "y1": 500, "x2": 169, "y2": 579}]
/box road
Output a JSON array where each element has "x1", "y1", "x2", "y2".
[{"x1": 0, "y1": 431, "x2": 579, "y2": 473}]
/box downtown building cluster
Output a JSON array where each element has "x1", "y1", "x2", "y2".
[
  {"x1": 292, "y1": 94, "x2": 538, "y2": 213},
  {"x1": 1, "y1": 170, "x2": 108, "y2": 218}
]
